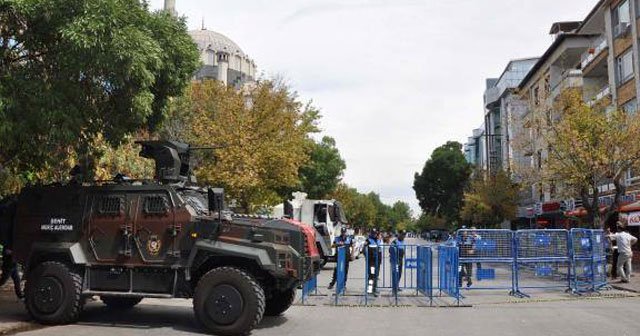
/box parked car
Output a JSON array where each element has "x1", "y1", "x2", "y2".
[{"x1": 350, "y1": 235, "x2": 366, "y2": 260}]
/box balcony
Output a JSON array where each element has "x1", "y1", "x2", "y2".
[
  {"x1": 580, "y1": 36, "x2": 608, "y2": 70},
  {"x1": 551, "y1": 69, "x2": 583, "y2": 99},
  {"x1": 587, "y1": 85, "x2": 611, "y2": 107}
]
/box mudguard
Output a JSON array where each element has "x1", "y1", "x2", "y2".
[
  {"x1": 27, "y1": 242, "x2": 88, "y2": 266},
  {"x1": 187, "y1": 239, "x2": 276, "y2": 270}
]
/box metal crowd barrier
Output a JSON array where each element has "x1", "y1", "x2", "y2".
[
  {"x1": 301, "y1": 275, "x2": 317, "y2": 305},
  {"x1": 334, "y1": 246, "x2": 348, "y2": 304},
  {"x1": 444, "y1": 228, "x2": 609, "y2": 300},
  {"x1": 363, "y1": 244, "x2": 432, "y2": 305},
  {"x1": 416, "y1": 246, "x2": 433, "y2": 305},
  {"x1": 514, "y1": 230, "x2": 571, "y2": 295},
  {"x1": 437, "y1": 244, "x2": 461, "y2": 304},
  {"x1": 570, "y1": 229, "x2": 607, "y2": 294},
  {"x1": 456, "y1": 229, "x2": 519, "y2": 296}
]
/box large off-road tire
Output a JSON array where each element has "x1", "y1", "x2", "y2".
[
  {"x1": 264, "y1": 287, "x2": 296, "y2": 316},
  {"x1": 193, "y1": 267, "x2": 265, "y2": 336},
  {"x1": 101, "y1": 296, "x2": 143, "y2": 309},
  {"x1": 25, "y1": 261, "x2": 83, "y2": 325}
]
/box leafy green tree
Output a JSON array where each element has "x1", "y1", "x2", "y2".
[
  {"x1": 413, "y1": 141, "x2": 471, "y2": 222},
  {"x1": 414, "y1": 213, "x2": 448, "y2": 233},
  {"x1": 299, "y1": 136, "x2": 346, "y2": 199},
  {"x1": 0, "y1": 0, "x2": 199, "y2": 185},
  {"x1": 389, "y1": 201, "x2": 412, "y2": 231},
  {"x1": 330, "y1": 183, "x2": 376, "y2": 229},
  {"x1": 163, "y1": 80, "x2": 320, "y2": 212},
  {"x1": 460, "y1": 171, "x2": 519, "y2": 228}
]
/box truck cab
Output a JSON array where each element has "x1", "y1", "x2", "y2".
[{"x1": 272, "y1": 192, "x2": 348, "y2": 263}]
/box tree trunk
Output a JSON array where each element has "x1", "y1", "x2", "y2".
[
  {"x1": 605, "y1": 176, "x2": 626, "y2": 229},
  {"x1": 581, "y1": 185, "x2": 600, "y2": 229}
]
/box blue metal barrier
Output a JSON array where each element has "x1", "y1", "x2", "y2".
[
  {"x1": 456, "y1": 229, "x2": 519, "y2": 296},
  {"x1": 416, "y1": 246, "x2": 433, "y2": 305},
  {"x1": 301, "y1": 275, "x2": 317, "y2": 305},
  {"x1": 335, "y1": 246, "x2": 347, "y2": 304},
  {"x1": 570, "y1": 228, "x2": 595, "y2": 294},
  {"x1": 362, "y1": 244, "x2": 431, "y2": 305},
  {"x1": 438, "y1": 245, "x2": 461, "y2": 304},
  {"x1": 514, "y1": 230, "x2": 571, "y2": 294},
  {"x1": 591, "y1": 230, "x2": 608, "y2": 290}
]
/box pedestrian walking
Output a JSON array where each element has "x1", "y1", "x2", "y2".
[
  {"x1": 608, "y1": 222, "x2": 638, "y2": 283},
  {"x1": 365, "y1": 229, "x2": 383, "y2": 296},
  {"x1": 328, "y1": 227, "x2": 352, "y2": 290}
]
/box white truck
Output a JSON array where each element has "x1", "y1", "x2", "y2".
[{"x1": 272, "y1": 192, "x2": 348, "y2": 264}]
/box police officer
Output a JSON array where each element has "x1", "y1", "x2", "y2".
[
  {"x1": 390, "y1": 230, "x2": 407, "y2": 291},
  {"x1": 328, "y1": 227, "x2": 352, "y2": 290},
  {"x1": 0, "y1": 197, "x2": 23, "y2": 299},
  {"x1": 365, "y1": 228, "x2": 383, "y2": 296}
]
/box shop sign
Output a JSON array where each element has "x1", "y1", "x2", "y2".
[{"x1": 627, "y1": 211, "x2": 640, "y2": 226}]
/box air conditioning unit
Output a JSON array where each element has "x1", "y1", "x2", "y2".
[{"x1": 615, "y1": 22, "x2": 630, "y2": 37}]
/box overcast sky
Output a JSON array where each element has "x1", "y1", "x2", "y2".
[{"x1": 148, "y1": 0, "x2": 597, "y2": 215}]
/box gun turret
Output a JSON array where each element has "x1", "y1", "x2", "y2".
[{"x1": 136, "y1": 140, "x2": 192, "y2": 183}]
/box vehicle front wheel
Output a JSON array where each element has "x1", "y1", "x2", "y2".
[
  {"x1": 264, "y1": 287, "x2": 296, "y2": 316},
  {"x1": 193, "y1": 267, "x2": 265, "y2": 336},
  {"x1": 25, "y1": 261, "x2": 84, "y2": 325},
  {"x1": 101, "y1": 296, "x2": 143, "y2": 309}
]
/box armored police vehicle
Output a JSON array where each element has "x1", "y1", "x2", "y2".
[{"x1": 5, "y1": 141, "x2": 321, "y2": 336}]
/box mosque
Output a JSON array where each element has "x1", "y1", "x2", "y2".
[{"x1": 164, "y1": 0, "x2": 257, "y2": 87}]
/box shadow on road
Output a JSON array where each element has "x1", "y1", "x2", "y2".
[
  {"x1": 77, "y1": 301, "x2": 290, "y2": 334},
  {"x1": 79, "y1": 303, "x2": 202, "y2": 334}
]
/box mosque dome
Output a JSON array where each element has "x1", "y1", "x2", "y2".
[
  {"x1": 189, "y1": 28, "x2": 248, "y2": 58},
  {"x1": 188, "y1": 28, "x2": 256, "y2": 86}
]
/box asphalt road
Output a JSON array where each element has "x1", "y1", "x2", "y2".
[
  {"x1": 13, "y1": 238, "x2": 640, "y2": 336},
  {"x1": 15, "y1": 297, "x2": 640, "y2": 336}
]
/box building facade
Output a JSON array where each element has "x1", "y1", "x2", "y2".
[
  {"x1": 483, "y1": 58, "x2": 538, "y2": 176},
  {"x1": 164, "y1": 0, "x2": 257, "y2": 87},
  {"x1": 464, "y1": 126, "x2": 486, "y2": 170}
]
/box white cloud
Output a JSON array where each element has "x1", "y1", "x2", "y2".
[{"x1": 149, "y1": 0, "x2": 598, "y2": 214}]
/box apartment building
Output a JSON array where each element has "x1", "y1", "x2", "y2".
[
  {"x1": 483, "y1": 59, "x2": 538, "y2": 176},
  {"x1": 463, "y1": 126, "x2": 486, "y2": 171},
  {"x1": 512, "y1": 0, "x2": 640, "y2": 233}
]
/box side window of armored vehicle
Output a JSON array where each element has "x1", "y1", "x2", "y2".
[
  {"x1": 142, "y1": 195, "x2": 170, "y2": 215},
  {"x1": 96, "y1": 196, "x2": 124, "y2": 216}
]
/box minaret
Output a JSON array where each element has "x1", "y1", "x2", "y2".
[
  {"x1": 217, "y1": 51, "x2": 229, "y2": 85},
  {"x1": 164, "y1": 0, "x2": 177, "y2": 16}
]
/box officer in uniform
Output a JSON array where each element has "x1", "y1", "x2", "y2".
[
  {"x1": 365, "y1": 229, "x2": 383, "y2": 296},
  {"x1": 328, "y1": 227, "x2": 352, "y2": 290},
  {"x1": 390, "y1": 230, "x2": 407, "y2": 291}
]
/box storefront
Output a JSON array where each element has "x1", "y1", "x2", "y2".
[{"x1": 617, "y1": 201, "x2": 640, "y2": 258}]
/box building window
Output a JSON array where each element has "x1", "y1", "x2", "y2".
[
  {"x1": 616, "y1": 49, "x2": 634, "y2": 85},
  {"x1": 533, "y1": 86, "x2": 540, "y2": 106},
  {"x1": 613, "y1": 0, "x2": 631, "y2": 37}
]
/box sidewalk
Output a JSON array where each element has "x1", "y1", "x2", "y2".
[
  {"x1": 0, "y1": 285, "x2": 34, "y2": 335},
  {"x1": 610, "y1": 272, "x2": 640, "y2": 293}
]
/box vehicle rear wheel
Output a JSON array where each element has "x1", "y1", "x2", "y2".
[
  {"x1": 264, "y1": 287, "x2": 296, "y2": 316},
  {"x1": 193, "y1": 267, "x2": 265, "y2": 336},
  {"x1": 25, "y1": 261, "x2": 83, "y2": 325},
  {"x1": 101, "y1": 296, "x2": 143, "y2": 309}
]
